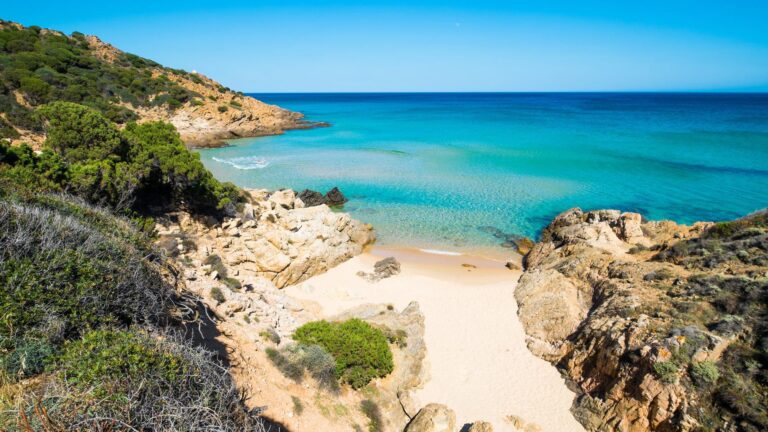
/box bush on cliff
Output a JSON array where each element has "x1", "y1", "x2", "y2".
[
  {"x1": 0, "y1": 21, "x2": 201, "y2": 136},
  {"x1": 0, "y1": 102, "x2": 240, "y2": 215},
  {"x1": 0, "y1": 193, "x2": 265, "y2": 431},
  {"x1": 293, "y1": 319, "x2": 393, "y2": 389}
]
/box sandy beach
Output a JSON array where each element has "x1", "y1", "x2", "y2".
[{"x1": 284, "y1": 247, "x2": 584, "y2": 432}]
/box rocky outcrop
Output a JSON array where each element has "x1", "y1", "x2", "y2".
[
  {"x1": 516, "y1": 208, "x2": 768, "y2": 431},
  {"x1": 357, "y1": 257, "x2": 402, "y2": 282},
  {"x1": 158, "y1": 188, "x2": 374, "y2": 290},
  {"x1": 297, "y1": 187, "x2": 349, "y2": 207},
  {"x1": 405, "y1": 404, "x2": 457, "y2": 432}
]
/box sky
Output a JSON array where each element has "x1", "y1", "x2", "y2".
[{"x1": 4, "y1": 1, "x2": 768, "y2": 92}]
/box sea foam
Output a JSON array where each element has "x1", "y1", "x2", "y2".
[{"x1": 212, "y1": 156, "x2": 269, "y2": 170}]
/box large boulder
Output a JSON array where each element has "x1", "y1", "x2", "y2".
[
  {"x1": 297, "y1": 189, "x2": 326, "y2": 207},
  {"x1": 405, "y1": 404, "x2": 456, "y2": 432},
  {"x1": 324, "y1": 186, "x2": 348, "y2": 206}
]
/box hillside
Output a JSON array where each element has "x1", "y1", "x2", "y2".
[
  {"x1": 0, "y1": 20, "x2": 316, "y2": 148},
  {"x1": 517, "y1": 208, "x2": 768, "y2": 431}
]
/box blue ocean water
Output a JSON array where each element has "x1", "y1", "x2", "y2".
[{"x1": 198, "y1": 93, "x2": 768, "y2": 256}]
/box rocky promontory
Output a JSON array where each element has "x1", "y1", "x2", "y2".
[{"x1": 516, "y1": 208, "x2": 768, "y2": 431}]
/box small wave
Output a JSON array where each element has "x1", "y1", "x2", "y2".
[
  {"x1": 212, "y1": 156, "x2": 269, "y2": 170},
  {"x1": 418, "y1": 248, "x2": 463, "y2": 256}
]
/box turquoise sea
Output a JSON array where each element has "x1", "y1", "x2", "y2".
[{"x1": 198, "y1": 93, "x2": 768, "y2": 256}]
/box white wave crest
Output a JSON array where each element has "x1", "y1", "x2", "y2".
[
  {"x1": 212, "y1": 156, "x2": 269, "y2": 170},
  {"x1": 418, "y1": 248, "x2": 463, "y2": 256}
]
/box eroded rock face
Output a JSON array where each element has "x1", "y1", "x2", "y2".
[
  {"x1": 406, "y1": 404, "x2": 457, "y2": 432},
  {"x1": 157, "y1": 188, "x2": 375, "y2": 291},
  {"x1": 514, "y1": 207, "x2": 768, "y2": 431}
]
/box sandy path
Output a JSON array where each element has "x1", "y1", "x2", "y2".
[{"x1": 284, "y1": 248, "x2": 584, "y2": 432}]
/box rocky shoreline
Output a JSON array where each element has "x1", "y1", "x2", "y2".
[{"x1": 515, "y1": 207, "x2": 768, "y2": 431}]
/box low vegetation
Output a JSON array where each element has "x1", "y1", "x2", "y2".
[
  {"x1": 293, "y1": 319, "x2": 394, "y2": 389},
  {"x1": 649, "y1": 211, "x2": 768, "y2": 431},
  {"x1": 266, "y1": 343, "x2": 338, "y2": 391},
  {"x1": 0, "y1": 193, "x2": 265, "y2": 431}
]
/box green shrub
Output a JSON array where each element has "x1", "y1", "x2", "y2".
[
  {"x1": 690, "y1": 361, "x2": 719, "y2": 386},
  {"x1": 260, "y1": 328, "x2": 281, "y2": 344},
  {"x1": 266, "y1": 344, "x2": 337, "y2": 390},
  {"x1": 20, "y1": 328, "x2": 266, "y2": 431},
  {"x1": 1, "y1": 102, "x2": 241, "y2": 215},
  {"x1": 293, "y1": 319, "x2": 394, "y2": 389},
  {"x1": 210, "y1": 287, "x2": 226, "y2": 304},
  {"x1": 204, "y1": 254, "x2": 228, "y2": 277},
  {"x1": 361, "y1": 399, "x2": 383, "y2": 432},
  {"x1": 0, "y1": 337, "x2": 54, "y2": 380},
  {"x1": 222, "y1": 277, "x2": 242, "y2": 290},
  {"x1": 292, "y1": 395, "x2": 304, "y2": 415},
  {"x1": 218, "y1": 105, "x2": 228, "y2": 113},
  {"x1": 56, "y1": 329, "x2": 185, "y2": 390},
  {"x1": 0, "y1": 196, "x2": 177, "y2": 342},
  {"x1": 653, "y1": 361, "x2": 679, "y2": 384}
]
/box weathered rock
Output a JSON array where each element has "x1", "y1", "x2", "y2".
[
  {"x1": 515, "y1": 207, "x2": 744, "y2": 431},
  {"x1": 268, "y1": 189, "x2": 296, "y2": 210},
  {"x1": 515, "y1": 237, "x2": 535, "y2": 255},
  {"x1": 467, "y1": 421, "x2": 493, "y2": 432},
  {"x1": 405, "y1": 404, "x2": 456, "y2": 432},
  {"x1": 324, "y1": 186, "x2": 348, "y2": 206},
  {"x1": 297, "y1": 189, "x2": 326, "y2": 207},
  {"x1": 357, "y1": 256, "x2": 401, "y2": 282}
]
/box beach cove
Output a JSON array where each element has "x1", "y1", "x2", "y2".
[{"x1": 285, "y1": 247, "x2": 585, "y2": 432}]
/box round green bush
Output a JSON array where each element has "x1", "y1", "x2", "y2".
[{"x1": 293, "y1": 319, "x2": 393, "y2": 389}]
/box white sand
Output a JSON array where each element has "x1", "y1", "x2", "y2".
[{"x1": 284, "y1": 248, "x2": 584, "y2": 432}]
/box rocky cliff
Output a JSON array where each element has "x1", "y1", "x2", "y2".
[
  {"x1": 0, "y1": 21, "x2": 319, "y2": 148},
  {"x1": 516, "y1": 208, "x2": 768, "y2": 431}
]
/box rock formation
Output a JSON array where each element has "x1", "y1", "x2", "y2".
[
  {"x1": 405, "y1": 404, "x2": 457, "y2": 432},
  {"x1": 298, "y1": 187, "x2": 349, "y2": 207},
  {"x1": 157, "y1": 188, "x2": 374, "y2": 292},
  {"x1": 357, "y1": 256, "x2": 402, "y2": 282},
  {"x1": 516, "y1": 208, "x2": 768, "y2": 431}
]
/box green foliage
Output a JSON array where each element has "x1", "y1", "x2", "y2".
[
  {"x1": 0, "y1": 191, "x2": 265, "y2": 430},
  {"x1": 292, "y1": 395, "x2": 304, "y2": 416},
  {"x1": 653, "y1": 361, "x2": 679, "y2": 384},
  {"x1": 218, "y1": 105, "x2": 228, "y2": 113},
  {"x1": 293, "y1": 319, "x2": 394, "y2": 389},
  {"x1": 0, "y1": 337, "x2": 54, "y2": 379},
  {"x1": 0, "y1": 195, "x2": 177, "y2": 346},
  {"x1": 56, "y1": 329, "x2": 185, "y2": 390},
  {"x1": 0, "y1": 22, "x2": 203, "y2": 129},
  {"x1": 260, "y1": 328, "x2": 281, "y2": 344},
  {"x1": 0, "y1": 102, "x2": 240, "y2": 215},
  {"x1": 266, "y1": 344, "x2": 338, "y2": 390},
  {"x1": 210, "y1": 287, "x2": 226, "y2": 304},
  {"x1": 39, "y1": 101, "x2": 126, "y2": 162},
  {"x1": 690, "y1": 361, "x2": 719, "y2": 386}
]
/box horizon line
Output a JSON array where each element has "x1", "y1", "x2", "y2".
[{"x1": 244, "y1": 90, "x2": 768, "y2": 95}]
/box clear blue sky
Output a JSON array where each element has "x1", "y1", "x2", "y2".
[{"x1": 5, "y1": 1, "x2": 768, "y2": 92}]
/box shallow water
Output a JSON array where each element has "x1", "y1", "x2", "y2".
[{"x1": 198, "y1": 93, "x2": 768, "y2": 255}]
